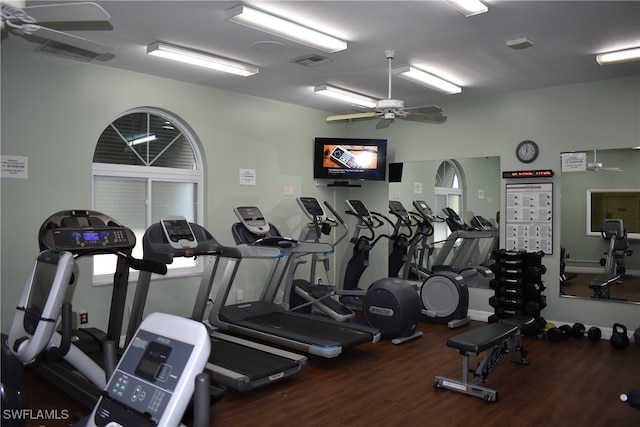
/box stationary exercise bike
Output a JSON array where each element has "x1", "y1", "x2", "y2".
[
  {"x1": 6, "y1": 210, "x2": 156, "y2": 408},
  {"x1": 589, "y1": 218, "x2": 633, "y2": 300}
]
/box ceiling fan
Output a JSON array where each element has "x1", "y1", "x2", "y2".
[
  {"x1": 587, "y1": 149, "x2": 623, "y2": 172},
  {"x1": 326, "y1": 49, "x2": 447, "y2": 129},
  {"x1": 1, "y1": 1, "x2": 112, "y2": 55}
]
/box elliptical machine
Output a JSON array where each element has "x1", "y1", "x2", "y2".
[
  {"x1": 291, "y1": 198, "x2": 422, "y2": 344},
  {"x1": 385, "y1": 201, "x2": 471, "y2": 328}
]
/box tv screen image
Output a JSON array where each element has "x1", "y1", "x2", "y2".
[{"x1": 314, "y1": 137, "x2": 387, "y2": 182}]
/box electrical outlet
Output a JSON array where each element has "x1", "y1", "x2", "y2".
[
  {"x1": 236, "y1": 290, "x2": 244, "y2": 302},
  {"x1": 80, "y1": 311, "x2": 88, "y2": 325}
]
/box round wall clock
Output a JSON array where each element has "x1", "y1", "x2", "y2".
[{"x1": 515, "y1": 140, "x2": 539, "y2": 163}]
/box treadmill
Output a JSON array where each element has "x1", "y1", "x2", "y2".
[
  {"x1": 208, "y1": 206, "x2": 381, "y2": 358},
  {"x1": 126, "y1": 217, "x2": 308, "y2": 392}
]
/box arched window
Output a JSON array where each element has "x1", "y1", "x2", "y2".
[
  {"x1": 433, "y1": 160, "x2": 463, "y2": 241},
  {"x1": 92, "y1": 108, "x2": 204, "y2": 284}
]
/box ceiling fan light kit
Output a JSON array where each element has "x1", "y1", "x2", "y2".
[
  {"x1": 393, "y1": 65, "x2": 462, "y2": 95},
  {"x1": 314, "y1": 84, "x2": 378, "y2": 108},
  {"x1": 225, "y1": 4, "x2": 347, "y2": 53},
  {"x1": 442, "y1": 0, "x2": 488, "y2": 17},
  {"x1": 146, "y1": 42, "x2": 259, "y2": 77},
  {"x1": 596, "y1": 47, "x2": 640, "y2": 65},
  {"x1": 325, "y1": 51, "x2": 448, "y2": 128}
]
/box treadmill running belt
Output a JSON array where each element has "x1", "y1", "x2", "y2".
[
  {"x1": 241, "y1": 312, "x2": 373, "y2": 349},
  {"x1": 209, "y1": 336, "x2": 298, "y2": 380}
]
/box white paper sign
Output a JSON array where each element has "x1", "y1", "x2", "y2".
[
  {"x1": 239, "y1": 168, "x2": 256, "y2": 185},
  {"x1": 1, "y1": 155, "x2": 28, "y2": 179},
  {"x1": 413, "y1": 182, "x2": 422, "y2": 194},
  {"x1": 561, "y1": 152, "x2": 586, "y2": 172}
]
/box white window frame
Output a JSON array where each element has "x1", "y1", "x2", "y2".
[
  {"x1": 91, "y1": 108, "x2": 204, "y2": 285},
  {"x1": 433, "y1": 160, "x2": 464, "y2": 244}
]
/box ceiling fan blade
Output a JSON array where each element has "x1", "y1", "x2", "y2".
[
  {"x1": 403, "y1": 111, "x2": 448, "y2": 124},
  {"x1": 404, "y1": 105, "x2": 444, "y2": 115},
  {"x1": 376, "y1": 117, "x2": 393, "y2": 129},
  {"x1": 326, "y1": 111, "x2": 377, "y2": 122},
  {"x1": 23, "y1": 2, "x2": 110, "y2": 23},
  {"x1": 31, "y1": 25, "x2": 112, "y2": 54}
]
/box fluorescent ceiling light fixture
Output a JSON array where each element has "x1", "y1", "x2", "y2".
[
  {"x1": 596, "y1": 47, "x2": 640, "y2": 65},
  {"x1": 146, "y1": 42, "x2": 258, "y2": 77},
  {"x1": 313, "y1": 84, "x2": 377, "y2": 108},
  {"x1": 442, "y1": 0, "x2": 488, "y2": 17},
  {"x1": 128, "y1": 135, "x2": 157, "y2": 146},
  {"x1": 226, "y1": 4, "x2": 347, "y2": 53},
  {"x1": 393, "y1": 66, "x2": 462, "y2": 95}
]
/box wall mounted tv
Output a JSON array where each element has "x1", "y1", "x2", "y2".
[{"x1": 313, "y1": 137, "x2": 387, "y2": 185}]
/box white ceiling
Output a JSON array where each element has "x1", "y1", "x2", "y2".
[{"x1": 3, "y1": 1, "x2": 640, "y2": 115}]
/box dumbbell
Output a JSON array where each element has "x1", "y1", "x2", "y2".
[
  {"x1": 559, "y1": 325, "x2": 573, "y2": 339},
  {"x1": 587, "y1": 326, "x2": 602, "y2": 342},
  {"x1": 498, "y1": 286, "x2": 524, "y2": 297},
  {"x1": 572, "y1": 323, "x2": 586, "y2": 338},
  {"x1": 547, "y1": 327, "x2": 563, "y2": 343}
]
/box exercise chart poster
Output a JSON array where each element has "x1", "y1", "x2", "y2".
[{"x1": 505, "y1": 182, "x2": 553, "y2": 254}]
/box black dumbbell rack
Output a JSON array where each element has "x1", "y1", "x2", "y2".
[{"x1": 488, "y1": 250, "x2": 547, "y2": 330}]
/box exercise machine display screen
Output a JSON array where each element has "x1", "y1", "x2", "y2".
[
  {"x1": 297, "y1": 197, "x2": 327, "y2": 222},
  {"x1": 389, "y1": 201, "x2": 410, "y2": 219},
  {"x1": 46, "y1": 227, "x2": 133, "y2": 251},
  {"x1": 234, "y1": 206, "x2": 270, "y2": 234},
  {"x1": 96, "y1": 329, "x2": 193, "y2": 425},
  {"x1": 160, "y1": 217, "x2": 198, "y2": 249},
  {"x1": 346, "y1": 200, "x2": 371, "y2": 220},
  {"x1": 413, "y1": 201, "x2": 435, "y2": 220},
  {"x1": 135, "y1": 341, "x2": 172, "y2": 383}
]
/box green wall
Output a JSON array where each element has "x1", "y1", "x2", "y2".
[
  {"x1": 346, "y1": 75, "x2": 640, "y2": 329},
  {"x1": 2, "y1": 47, "x2": 639, "y2": 336}
]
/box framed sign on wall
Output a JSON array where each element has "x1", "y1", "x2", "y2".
[{"x1": 505, "y1": 182, "x2": 553, "y2": 254}]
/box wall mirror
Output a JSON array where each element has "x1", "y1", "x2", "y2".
[
  {"x1": 388, "y1": 156, "x2": 501, "y2": 288},
  {"x1": 559, "y1": 148, "x2": 640, "y2": 304}
]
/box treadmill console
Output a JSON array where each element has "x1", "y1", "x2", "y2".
[
  {"x1": 234, "y1": 207, "x2": 270, "y2": 235},
  {"x1": 39, "y1": 210, "x2": 136, "y2": 254},
  {"x1": 160, "y1": 216, "x2": 198, "y2": 249},
  {"x1": 389, "y1": 200, "x2": 410, "y2": 220},
  {"x1": 297, "y1": 197, "x2": 327, "y2": 222},
  {"x1": 346, "y1": 199, "x2": 372, "y2": 223},
  {"x1": 41, "y1": 227, "x2": 134, "y2": 252},
  {"x1": 89, "y1": 313, "x2": 210, "y2": 427}
]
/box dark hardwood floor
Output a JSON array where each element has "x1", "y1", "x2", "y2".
[{"x1": 17, "y1": 319, "x2": 640, "y2": 427}]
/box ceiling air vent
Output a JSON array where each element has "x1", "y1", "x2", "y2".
[{"x1": 291, "y1": 54, "x2": 332, "y2": 67}]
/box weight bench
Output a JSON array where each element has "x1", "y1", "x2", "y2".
[
  {"x1": 433, "y1": 316, "x2": 533, "y2": 402},
  {"x1": 589, "y1": 273, "x2": 621, "y2": 300}
]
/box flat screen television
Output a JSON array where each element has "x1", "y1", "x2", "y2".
[{"x1": 313, "y1": 137, "x2": 387, "y2": 184}]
